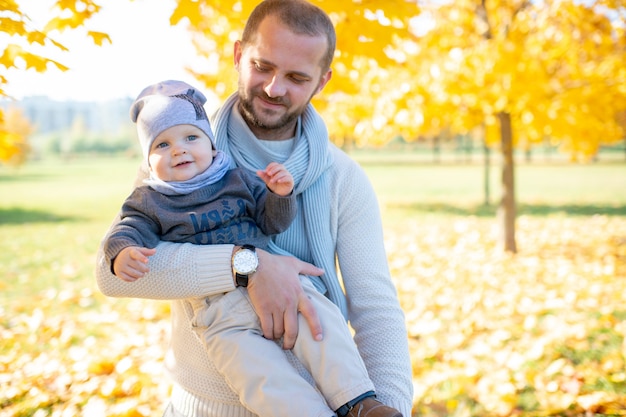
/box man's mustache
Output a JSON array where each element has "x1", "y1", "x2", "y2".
[{"x1": 256, "y1": 91, "x2": 288, "y2": 106}]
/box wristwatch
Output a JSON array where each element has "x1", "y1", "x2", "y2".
[{"x1": 232, "y1": 244, "x2": 258, "y2": 287}]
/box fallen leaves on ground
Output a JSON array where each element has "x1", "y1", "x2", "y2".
[
  {"x1": 386, "y1": 215, "x2": 626, "y2": 417},
  {"x1": 0, "y1": 293, "x2": 171, "y2": 417},
  {"x1": 2, "y1": 215, "x2": 625, "y2": 416}
]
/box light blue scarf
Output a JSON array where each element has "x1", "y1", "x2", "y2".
[
  {"x1": 211, "y1": 93, "x2": 348, "y2": 319},
  {"x1": 144, "y1": 150, "x2": 231, "y2": 196}
]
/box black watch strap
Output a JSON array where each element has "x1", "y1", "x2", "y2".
[{"x1": 235, "y1": 271, "x2": 249, "y2": 287}]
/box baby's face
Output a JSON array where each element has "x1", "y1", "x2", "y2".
[{"x1": 148, "y1": 124, "x2": 215, "y2": 182}]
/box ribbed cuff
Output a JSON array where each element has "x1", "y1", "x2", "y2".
[{"x1": 195, "y1": 244, "x2": 236, "y2": 296}]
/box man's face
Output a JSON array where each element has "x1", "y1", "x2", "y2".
[{"x1": 234, "y1": 15, "x2": 332, "y2": 140}]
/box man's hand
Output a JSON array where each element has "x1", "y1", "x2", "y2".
[
  {"x1": 246, "y1": 248, "x2": 324, "y2": 349},
  {"x1": 113, "y1": 246, "x2": 157, "y2": 282}
]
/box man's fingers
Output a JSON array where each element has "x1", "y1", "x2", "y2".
[
  {"x1": 246, "y1": 251, "x2": 323, "y2": 345},
  {"x1": 259, "y1": 312, "x2": 274, "y2": 340},
  {"x1": 298, "y1": 293, "x2": 323, "y2": 342},
  {"x1": 272, "y1": 312, "x2": 285, "y2": 341},
  {"x1": 282, "y1": 308, "x2": 299, "y2": 350},
  {"x1": 297, "y1": 260, "x2": 324, "y2": 277}
]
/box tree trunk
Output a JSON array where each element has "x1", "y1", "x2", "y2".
[
  {"x1": 483, "y1": 136, "x2": 490, "y2": 206},
  {"x1": 432, "y1": 135, "x2": 440, "y2": 163},
  {"x1": 497, "y1": 111, "x2": 517, "y2": 253}
]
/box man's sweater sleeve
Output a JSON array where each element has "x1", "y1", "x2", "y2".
[
  {"x1": 333, "y1": 151, "x2": 414, "y2": 416},
  {"x1": 97, "y1": 234, "x2": 236, "y2": 300},
  {"x1": 96, "y1": 166, "x2": 236, "y2": 301}
]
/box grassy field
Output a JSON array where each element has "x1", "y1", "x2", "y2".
[
  {"x1": 353, "y1": 151, "x2": 626, "y2": 220},
  {"x1": 1, "y1": 154, "x2": 626, "y2": 416}
]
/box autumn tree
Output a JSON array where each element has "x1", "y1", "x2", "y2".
[
  {"x1": 0, "y1": 0, "x2": 109, "y2": 165},
  {"x1": 385, "y1": 0, "x2": 626, "y2": 252},
  {"x1": 0, "y1": 106, "x2": 31, "y2": 164}
]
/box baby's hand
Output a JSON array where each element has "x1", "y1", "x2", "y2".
[
  {"x1": 257, "y1": 162, "x2": 294, "y2": 197},
  {"x1": 113, "y1": 246, "x2": 157, "y2": 282}
]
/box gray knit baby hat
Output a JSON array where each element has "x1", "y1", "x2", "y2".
[{"x1": 130, "y1": 80, "x2": 215, "y2": 162}]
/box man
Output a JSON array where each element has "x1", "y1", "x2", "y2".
[{"x1": 96, "y1": 1, "x2": 414, "y2": 416}]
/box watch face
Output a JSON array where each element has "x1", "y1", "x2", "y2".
[{"x1": 233, "y1": 249, "x2": 258, "y2": 274}]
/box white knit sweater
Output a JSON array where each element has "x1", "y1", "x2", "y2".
[{"x1": 96, "y1": 145, "x2": 414, "y2": 417}]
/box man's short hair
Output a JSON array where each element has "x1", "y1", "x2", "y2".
[{"x1": 241, "y1": 0, "x2": 336, "y2": 73}]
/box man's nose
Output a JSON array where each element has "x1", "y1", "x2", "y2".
[{"x1": 264, "y1": 75, "x2": 287, "y2": 98}]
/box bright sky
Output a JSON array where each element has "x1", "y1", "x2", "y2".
[{"x1": 6, "y1": 0, "x2": 207, "y2": 102}]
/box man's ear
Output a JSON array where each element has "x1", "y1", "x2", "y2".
[
  {"x1": 234, "y1": 40, "x2": 243, "y2": 70},
  {"x1": 315, "y1": 68, "x2": 332, "y2": 95}
]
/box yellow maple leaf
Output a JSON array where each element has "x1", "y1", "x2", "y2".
[
  {"x1": 0, "y1": 17, "x2": 27, "y2": 36},
  {"x1": 26, "y1": 30, "x2": 47, "y2": 46},
  {"x1": 87, "y1": 31, "x2": 112, "y2": 46},
  {"x1": 0, "y1": 44, "x2": 23, "y2": 69},
  {"x1": 171, "y1": 0, "x2": 204, "y2": 27}
]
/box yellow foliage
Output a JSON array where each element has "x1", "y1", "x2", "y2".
[
  {"x1": 1, "y1": 0, "x2": 624, "y2": 160},
  {"x1": 176, "y1": 0, "x2": 625, "y2": 158},
  {"x1": 397, "y1": 0, "x2": 626, "y2": 159},
  {"x1": 178, "y1": 0, "x2": 420, "y2": 144},
  {"x1": 1, "y1": 44, "x2": 68, "y2": 72},
  {"x1": 45, "y1": 0, "x2": 102, "y2": 31},
  {"x1": 0, "y1": 0, "x2": 108, "y2": 164},
  {"x1": 0, "y1": 107, "x2": 32, "y2": 165},
  {"x1": 88, "y1": 31, "x2": 112, "y2": 46}
]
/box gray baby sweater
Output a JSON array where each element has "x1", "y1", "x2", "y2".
[{"x1": 104, "y1": 167, "x2": 296, "y2": 266}]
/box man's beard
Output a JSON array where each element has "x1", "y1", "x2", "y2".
[{"x1": 238, "y1": 86, "x2": 305, "y2": 133}]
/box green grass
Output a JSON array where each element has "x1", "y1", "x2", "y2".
[
  {"x1": 354, "y1": 154, "x2": 626, "y2": 224},
  {"x1": 1, "y1": 154, "x2": 624, "y2": 300},
  {"x1": 2, "y1": 154, "x2": 624, "y2": 223},
  {"x1": 0, "y1": 157, "x2": 139, "y2": 304},
  {"x1": 0, "y1": 157, "x2": 138, "y2": 223}
]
